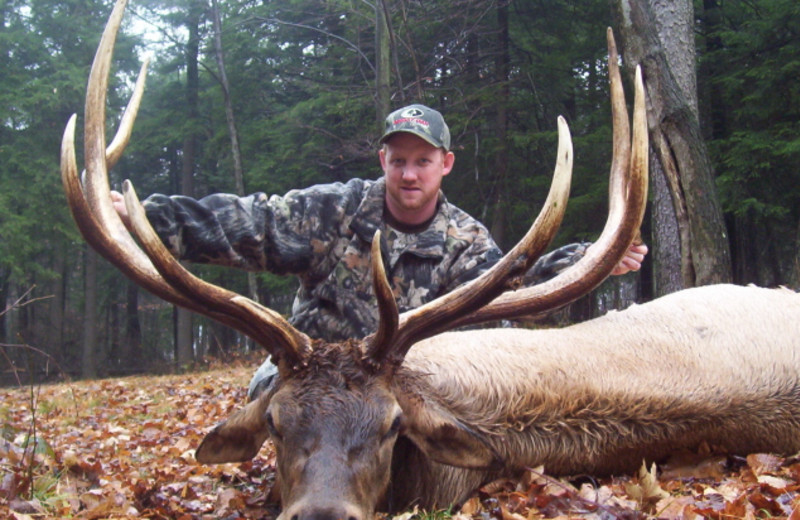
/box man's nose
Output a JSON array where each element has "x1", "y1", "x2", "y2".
[{"x1": 401, "y1": 166, "x2": 418, "y2": 180}]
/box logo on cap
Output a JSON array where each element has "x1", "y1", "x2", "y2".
[{"x1": 400, "y1": 107, "x2": 425, "y2": 118}]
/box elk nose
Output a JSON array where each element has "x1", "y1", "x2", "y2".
[{"x1": 291, "y1": 506, "x2": 361, "y2": 520}]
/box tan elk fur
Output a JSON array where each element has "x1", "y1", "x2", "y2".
[{"x1": 383, "y1": 283, "x2": 800, "y2": 508}]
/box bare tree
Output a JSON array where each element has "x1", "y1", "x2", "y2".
[
  {"x1": 210, "y1": 0, "x2": 259, "y2": 338},
  {"x1": 489, "y1": 0, "x2": 510, "y2": 247},
  {"x1": 174, "y1": 0, "x2": 205, "y2": 367},
  {"x1": 613, "y1": 0, "x2": 732, "y2": 292},
  {"x1": 375, "y1": 0, "x2": 391, "y2": 127}
]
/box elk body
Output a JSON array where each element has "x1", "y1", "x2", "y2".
[
  {"x1": 59, "y1": 1, "x2": 800, "y2": 520},
  {"x1": 200, "y1": 283, "x2": 800, "y2": 514}
]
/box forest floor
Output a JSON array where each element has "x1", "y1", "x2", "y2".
[{"x1": 2, "y1": 355, "x2": 800, "y2": 519}]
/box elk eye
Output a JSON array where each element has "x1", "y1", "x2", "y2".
[
  {"x1": 266, "y1": 412, "x2": 282, "y2": 441},
  {"x1": 384, "y1": 414, "x2": 403, "y2": 441}
]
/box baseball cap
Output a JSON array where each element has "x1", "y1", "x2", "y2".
[{"x1": 379, "y1": 104, "x2": 451, "y2": 151}]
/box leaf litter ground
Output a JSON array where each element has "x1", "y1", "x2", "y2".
[{"x1": 3, "y1": 358, "x2": 800, "y2": 519}]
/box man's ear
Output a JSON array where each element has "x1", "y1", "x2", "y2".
[
  {"x1": 393, "y1": 386, "x2": 503, "y2": 471},
  {"x1": 441, "y1": 150, "x2": 455, "y2": 177},
  {"x1": 194, "y1": 392, "x2": 270, "y2": 464},
  {"x1": 378, "y1": 147, "x2": 388, "y2": 172}
]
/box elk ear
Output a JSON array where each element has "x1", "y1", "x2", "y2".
[
  {"x1": 395, "y1": 390, "x2": 504, "y2": 471},
  {"x1": 195, "y1": 393, "x2": 270, "y2": 464}
]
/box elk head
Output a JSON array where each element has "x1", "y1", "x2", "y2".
[{"x1": 61, "y1": 0, "x2": 647, "y2": 518}]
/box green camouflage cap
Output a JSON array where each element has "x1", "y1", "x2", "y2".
[{"x1": 380, "y1": 104, "x2": 451, "y2": 150}]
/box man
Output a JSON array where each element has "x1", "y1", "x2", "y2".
[{"x1": 112, "y1": 104, "x2": 647, "y2": 398}]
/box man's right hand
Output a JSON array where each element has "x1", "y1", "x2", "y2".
[{"x1": 110, "y1": 190, "x2": 132, "y2": 230}]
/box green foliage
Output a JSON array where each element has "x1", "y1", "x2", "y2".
[
  {"x1": 695, "y1": 0, "x2": 800, "y2": 284},
  {"x1": 703, "y1": 0, "x2": 800, "y2": 224},
  {"x1": 0, "y1": 0, "x2": 143, "y2": 279}
]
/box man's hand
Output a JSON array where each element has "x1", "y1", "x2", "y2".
[
  {"x1": 611, "y1": 243, "x2": 648, "y2": 276},
  {"x1": 110, "y1": 190, "x2": 132, "y2": 230}
]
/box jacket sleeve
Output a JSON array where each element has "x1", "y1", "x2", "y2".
[
  {"x1": 523, "y1": 241, "x2": 591, "y2": 284},
  {"x1": 142, "y1": 180, "x2": 363, "y2": 275},
  {"x1": 446, "y1": 240, "x2": 590, "y2": 291}
]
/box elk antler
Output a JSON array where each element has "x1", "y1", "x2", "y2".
[
  {"x1": 369, "y1": 231, "x2": 400, "y2": 356},
  {"x1": 60, "y1": 0, "x2": 311, "y2": 368},
  {"x1": 368, "y1": 28, "x2": 648, "y2": 366}
]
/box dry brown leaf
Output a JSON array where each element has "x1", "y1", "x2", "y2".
[
  {"x1": 500, "y1": 505, "x2": 528, "y2": 520},
  {"x1": 747, "y1": 452, "x2": 784, "y2": 475},
  {"x1": 459, "y1": 496, "x2": 481, "y2": 515},
  {"x1": 624, "y1": 461, "x2": 670, "y2": 513},
  {"x1": 660, "y1": 454, "x2": 728, "y2": 480},
  {"x1": 757, "y1": 473, "x2": 793, "y2": 491},
  {"x1": 9, "y1": 513, "x2": 36, "y2": 520},
  {"x1": 389, "y1": 504, "x2": 418, "y2": 520},
  {"x1": 451, "y1": 514, "x2": 474, "y2": 520}
]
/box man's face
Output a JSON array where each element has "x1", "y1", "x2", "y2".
[{"x1": 379, "y1": 133, "x2": 455, "y2": 225}]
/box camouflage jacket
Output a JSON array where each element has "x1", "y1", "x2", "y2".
[{"x1": 144, "y1": 177, "x2": 587, "y2": 341}]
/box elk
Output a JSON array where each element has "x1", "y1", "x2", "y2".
[{"x1": 61, "y1": 0, "x2": 800, "y2": 519}]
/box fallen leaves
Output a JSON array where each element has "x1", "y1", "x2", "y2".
[
  {"x1": 1, "y1": 367, "x2": 275, "y2": 519},
  {"x1": 2, "y1": 366, "x2": 800, "y2": 519},
  {"x1": 461, "y1": 454, "x2": 800, "y2": 520}
]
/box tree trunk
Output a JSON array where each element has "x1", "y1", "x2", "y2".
[
  {"x1": 211, "y1": 0, "x2": 258, "y2": 351},
  {"x1": 489, "y1": 1, "x2": 510, "y2": 249},
  {"x1": 645, "y1": 0, "x2": 693, "y2": 295},
  {"x1": 651, "y1": 155, "x2": 683, "y2": 294},
  {"x1": 175, "y1": 0, "x2": 204, "y2": 367},
  {"x1": 0, "y1": 273, "x2": 8, "y2": 348},
  {"x1": 375, "y1": 0, "x2": 391, "y2": 126},
  {"x1": 81, "y1": 248, "x2": 98, "y2": 379},
  {"x1": 612, "y1": 0, "x2": 732, "y2": 290},
  {"x1": 174, "y1": 305, "x2": 193, "y2": 367},
  {"x1": 47, "y1": 246, "x2": 66, "y2": 364},
  {"x1": 211, "y1": 0, "x2": 245, "y2": 197},
  {"x1": 122, "y1": 280, "x2": 142, "y2": 370}
]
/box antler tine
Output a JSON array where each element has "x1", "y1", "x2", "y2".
[
  {"x1": 106, "y1": 58, "x2": 149, "y2": 170},
  {"x1": 365, "y1": 231, "x2": 399, "y2": 364},
  {"x1": 367, "y1": 115, "x2": 574, "y2": 364},
  {"x1": 123, "y1": 181, "x2": 311, "y2": 364},
  {"x1": 448, "y1": 62, "x2": 648, "y2": 327},
  {"x1": 62, "y1": 0, "x2": 310, "y2": 366},
  {"x1": 606, "y1": 28, "x2": 630, "y2": 219}
]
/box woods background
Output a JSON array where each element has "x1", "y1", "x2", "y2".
[{"x1": 1, "y1": 0, "x2": 798, "y2": 382}]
